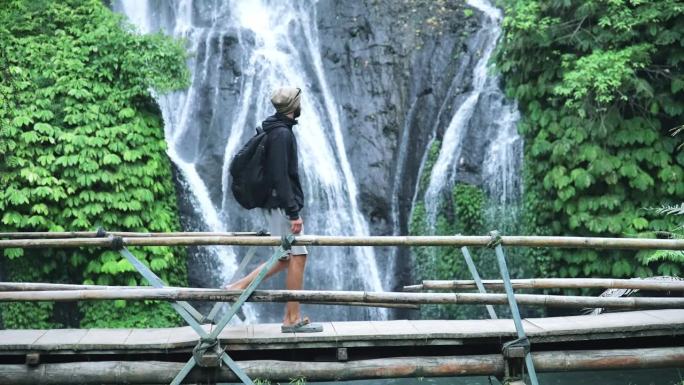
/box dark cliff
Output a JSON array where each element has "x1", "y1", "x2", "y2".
[{"x1": 317, "y1": 0, "x2": 479, "y2": 238}]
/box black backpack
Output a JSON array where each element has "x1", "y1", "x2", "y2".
[{"x1": 229, "y1": 127, "x2": 270, "y2": 209}]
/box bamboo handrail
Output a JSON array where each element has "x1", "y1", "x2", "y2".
[
  {"x1": 0, "y1": 283, "x2": 418, "y2": 309},
  {"x1": 0, "y1": 234, "x2": 683, "y2": 250},
  {"x1": 0, "y1": 231, "x2": 267, "y2": 239},
  {"x1": 0, "y1": 287, "x2": 681, "y2": 309},
  {"x1": 1, "y1": 279, "x2": 679, "y2": 293},
  {"x1": 0, "y1": 282, "x2": 164, "y2": 291},
  {"x1": 403, "y1": 278, "x2": 684, "y2": 292},
  {"x1": 309, "y1": 301, "x2": 419, "y2": 309}
]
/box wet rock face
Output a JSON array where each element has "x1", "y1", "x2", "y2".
[{"x1": 316, "y1": 0, "x2": 478, "y2": 236}]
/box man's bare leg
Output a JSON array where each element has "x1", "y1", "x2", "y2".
[
  {"x1": 283, "y1": 254, "x2": 307, "y2": 326},
  {"x1": 224, "y1": 259, "x2": 288, "y2": 290}
]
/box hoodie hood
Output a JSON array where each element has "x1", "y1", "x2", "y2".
[{"x1": 262, "y1": 113, "x2": 298, "y2": 132}]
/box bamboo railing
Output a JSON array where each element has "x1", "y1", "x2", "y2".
[
  {"x1": 1, "y1": 233, "x2": 683, "y2": 249},
  {"x1": 0, "y1": 232, "x2": 682, "y2": 384},
  {"x1": 0, "y1": 231, "x2": 267, "y2": 239},
  {"x1": 0, "y1": 232, "x2": 682, "y2": 310},
  {"x1": 404, "y1": 278, "x2": 684, "y2": 292},
  {"x1": 0, "y1": 287, "x2": 681, "y2": 309}
]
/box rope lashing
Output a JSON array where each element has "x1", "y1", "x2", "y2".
[
  {"x1": 95, "y1": 227, "x2": 107, "y2": 238},
  {"x1": 193, "y1": 337, "x2": 221, "y2": 368},
  {"x1": 281, "y1": 234, "x2": 295, "y2": 252},
  {"x1": 502, "y1": 336, "x2": 530, "y2": 356},
  {"x1": 110, "y1": 236, "x2": 125, "y2": 250},
  {"x1": 486, "y1": 230, "x2": 502, "y2": 249}
]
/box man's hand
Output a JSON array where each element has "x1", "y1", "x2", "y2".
[{"x1": 290, "y1": 217, "x2": 303, "y2": 234}]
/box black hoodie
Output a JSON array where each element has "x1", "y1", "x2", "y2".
[{"x1": 261, "y1": 113, "x2": 304, "y2": 220}]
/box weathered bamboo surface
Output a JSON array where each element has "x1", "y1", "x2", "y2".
[
  {"x1": 0, "y1": 231, "x2": 266, "y2": 239},
  {"x1": 0, "y1": 287, "x2": 681, "y2": 309},
  {"x1": 0, "y1": 347, "x2": 681, "y2": 383},
  {"x1": 0, "y1": 282, "x2": 161, "y2": 291},
  {"x1": 1, "y1": 234, "x2": 684, "y2": 249},
  {"x1": 0, "y1": 310, "x2": 680, "y2": 352},
  {"x1": 404, "y1": 278, "x2": 684, "y2": 291},
  {"x1": 0, "y1": 283, "x2": 417, "y2": 309}
]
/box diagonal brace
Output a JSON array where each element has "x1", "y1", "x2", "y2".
[
  {"x1": 460, "y1": 246, "x2": 498, "y2": 319},
  {"x1": 170, "y1": 235, "x2": 294, "y2": 385},
  {"x1": 204, "y1": 245, "x2": 260, "y2": 324},
  {"x1": 489, "y1": 231, "x2": 539, "y2": 385},
  {"x1": 118, "y1": 247, "x2": 208, "y2": 338}
]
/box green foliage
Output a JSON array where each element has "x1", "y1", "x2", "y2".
[
  {"x1": 417, "y1": 140, "x2": 442, "y2": 196},
  {"x1": 638, "y1": 204, "x2": 684, "y2": 276},
  {"x1": 410, "y1": 183, "x2": 499, "y2": 319},
  {"x1": 0, "y1": 0, "x2": 189, "y2": 328},
  {"x1": 655, "y1": 203, "x2": 684, "y2": 216},
  {"x1": 496, "y1": 0, "x2": 684, "y2": 279},
  {"x1": 0, "y1": 252, "x2": 65, "y2": 328},
  {"x1": 453, "y1": 184, "x2": 486, "y2": 233},
  {"x1": 80, "y1": 300, "x2": 184, "y2": 328}
]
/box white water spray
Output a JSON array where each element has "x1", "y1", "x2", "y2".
[
  {"x1": 423, "y1": 0, "x2": 521, "y2": 228},
  {"x1": 117, "y1": 0, "x2": 387, "y2": 322}
]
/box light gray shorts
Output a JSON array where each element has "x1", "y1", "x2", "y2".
[{"x1": 263, "y1": 208, "x2": 308, "y2": 259}]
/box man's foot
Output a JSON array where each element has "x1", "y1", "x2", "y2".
[{"x1": 281, "y1": 317, "x2": 323, "y2": 333}]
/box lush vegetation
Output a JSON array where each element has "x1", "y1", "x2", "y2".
[
  {"x1": 495, "y1": 0, "x2": 684, "y2": 280},
  {"x1": 0, "y1": 0, "x2": 189, "y2": 328},
  {"x1": 410, "y1": 140, "x2": 531, "y2": 319},
  {"x1": 410, "y1": 0, "x2": 682, "y2": 320},
  {"x1": 411, "y1": 182, "x2": 491, "y2": 319}
]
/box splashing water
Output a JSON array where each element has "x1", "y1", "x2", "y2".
[
  {"x1": 422, "y1": 0, "x2": 522, "y2": 230},
  {"x1": 117, "y1": 0, "x2": 387, "y2": 322}
]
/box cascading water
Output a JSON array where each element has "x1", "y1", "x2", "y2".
[
  {"x1": 422, "y1": 0, "x2": 522, "y2": 228},
  {"x1": 116, "y1": 0, "x2": 387, "y2": 322}
]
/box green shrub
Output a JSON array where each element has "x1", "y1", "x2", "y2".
[
  {"x1": 496, "y1": 0, "x2": 684, "y2": 279},
  {"x1": 411, "y1": 183, "x2": 497, "y2": 319},
  {"x1": 0, "y1": 0, "x2": 189, "y2": 328}
]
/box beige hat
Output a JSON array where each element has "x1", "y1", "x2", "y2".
[{"x1": 271, "y1": 87, "x2": 301, "y2": 115}]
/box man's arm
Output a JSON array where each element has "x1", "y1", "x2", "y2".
[{"x1": 268, "y1": 129, "x2": 300, "y2": 221}]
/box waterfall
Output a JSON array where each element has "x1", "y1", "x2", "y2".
[
  {"x1": 116, "y1": 0, "x2": 387, "y2": 322},
  {"x1": 422, "y1": 0, "x2": 522, "y2": 229}
]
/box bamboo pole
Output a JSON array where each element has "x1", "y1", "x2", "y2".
[
  {"x1": 0, "y1": 283, "x2": 157, "y2": 291},
  {"x1": 404, "y1": 278, "x2": 684, "y2": 292},
  {"x1": 0, "y1": 283, "x2": 419, "y2": 309},
  {"x1": 0, "y1": 288, "x2": 681, "y2": 309},
  {"x1": 309, "y1": 301, "x2": 420, "y2": 309},
  {"x1": 0, "y1": 231, "x2": 267, "y2": 239},
  {"x1": 0, "y1": 347, "x2": 681, "y2": 383},
  {"x1": 0, "y1": 234, "x2": 683, "y2": 250}
]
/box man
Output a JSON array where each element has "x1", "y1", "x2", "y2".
[{"x1": 225, "y1": 87, "x2": 322, "y2": 333}]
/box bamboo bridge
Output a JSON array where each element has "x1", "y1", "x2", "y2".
[{"x1": 0, "y1": 231, "x2": 682, "y2": 384}]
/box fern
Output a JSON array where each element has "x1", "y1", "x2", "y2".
[{"x1": 654, "y1": 203, "x2": 684, "y2": 217}]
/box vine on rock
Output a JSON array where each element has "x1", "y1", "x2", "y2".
[{"x1": 0, "y1": 0, "x2": 189, "y2": 328}]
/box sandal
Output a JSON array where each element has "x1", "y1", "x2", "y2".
[{"x1": 281, "y1": 317, "x2": 323, "y2": 333}]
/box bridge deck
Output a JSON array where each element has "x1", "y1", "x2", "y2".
[{"x1": 0, "y1": 309, "x2": 682, "y2": 354}]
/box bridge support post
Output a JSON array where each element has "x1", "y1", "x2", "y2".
[
  {"x1": 489, "y1": 231, "x2": 540, "y2": 385},
  {"x1": 113, "y1": 234, "x2": 295, "y2": 385}
]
